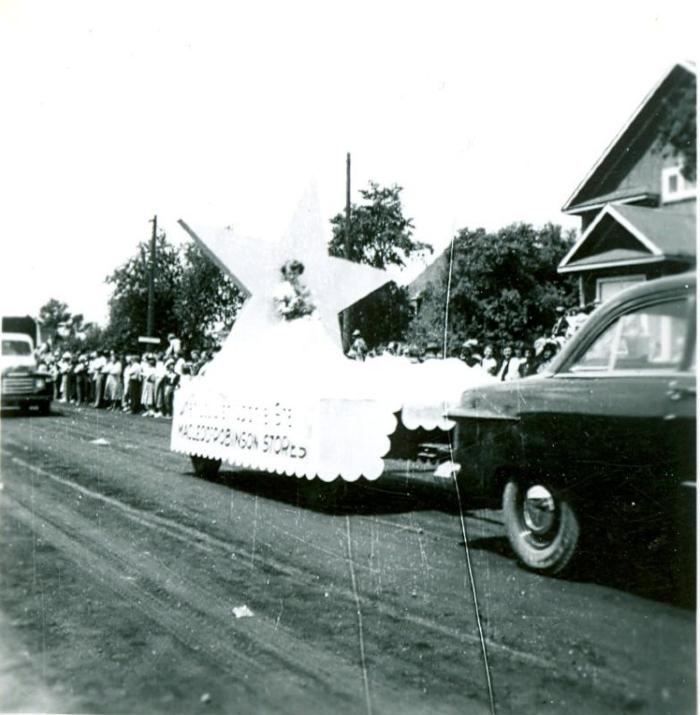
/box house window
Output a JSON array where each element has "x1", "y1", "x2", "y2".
[
  {"x1": 661, "y1": 165, "x2": 696, "y2": 203},
  {"x1": 596, "y1": 275, "x2": 645, "y2": 304}
]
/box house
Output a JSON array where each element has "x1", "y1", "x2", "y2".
[{"x1": 559, "y1": 62, "x2": 696, "y2": 305}]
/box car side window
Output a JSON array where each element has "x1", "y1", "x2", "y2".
[{"x1": 567, "y1": 298, "x2": 688, "y2": 373}]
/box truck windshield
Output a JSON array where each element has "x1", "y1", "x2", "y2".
[{"x1": 2, "y1": 340, "x2": 32, "y2": 356}]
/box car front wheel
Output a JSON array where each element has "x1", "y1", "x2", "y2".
[{"x1": 502, "y1": 478, "x2": 580, "y2": 575}]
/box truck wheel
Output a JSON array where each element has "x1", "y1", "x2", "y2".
[
  {"x1": 502, "y1": 478, "x2": 580, "y2": 575},
  {"x1": 37, "y1": 402, "x2": 51, "y2": 416},
  {"x1": 190, "y1": 456, "x2": 221, "y2": 479}
]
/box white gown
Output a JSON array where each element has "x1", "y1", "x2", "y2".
[{"x1": 173, "y1": 304, "x2": 494, "y2": 481}]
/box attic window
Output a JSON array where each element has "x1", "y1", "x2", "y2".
[{"x1": 662, "y1": 165, "x2": 696, "y2": 203}]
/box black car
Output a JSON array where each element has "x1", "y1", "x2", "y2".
[{"x1": 448, "y1": 272, "x2": 695, "y2": 574}]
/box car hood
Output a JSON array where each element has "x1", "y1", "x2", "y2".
[{"x1": 449, "y1": 375, "x2": 554, "y2": 421}]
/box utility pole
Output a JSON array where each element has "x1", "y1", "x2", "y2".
[
  {"x1": 147, "y1": 215, "x2": 157, "y2": 338},
  {"x1": 345, "y1": 152, "x2": 351, "y2": 260},
  {"x1": 343, "y1": 153, "x2": 352, "y2": 349}
]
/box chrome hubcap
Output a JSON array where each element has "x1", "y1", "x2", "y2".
[{"x1": 523, "y1": 485, "x2": 556, "y2": 535}]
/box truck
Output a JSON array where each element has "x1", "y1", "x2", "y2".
[{"x1": 1, "y1": 316, "x2": 53, "y2": 415}]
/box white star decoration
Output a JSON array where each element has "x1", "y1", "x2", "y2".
[{"x1": 178, "y1": 190, "x2": 391, "y2": 348}]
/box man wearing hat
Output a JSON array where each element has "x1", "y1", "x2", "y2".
[
  {"x1": 459, "y1": 339, "x2": 482, "y2": 367},
  {"x1": 348, "y1": 329, "x2": 368, "y2": 361}
]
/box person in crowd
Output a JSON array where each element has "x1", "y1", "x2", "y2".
[
  {"x1": 422, "y1": 341, "x2": 441, "y2": 361},
  {"x1": 104, "y1": 351, "x2": 123, "y2": 410},
  {"x1": 141, "y1": 354, "x2": 157, "y2": 416},
  {"x1": 91, "y1": 350, "x2": 108, "y2": 408},
  {"x1": 552, "y1": 306, "x2": 569, "y2": 339},
  {"x1": 165, "y1": 333, "x2": 182, "y2": 360},
  {"x1": 152, "y1": 353, "x2": 168, "y2": 417},
  {"x1": 162, "y1": 359, "x2": 180, "y2": 417},
  {"x1": 174, "y1": 349, "x2": 187, "y2": 376},
  {"x1": 519, "y1": 346, "x2": 537, "y2": 377},
  {"x1": 50, "y1": 355, "x2": 61, "y2": 400},
  {"x1": 536, "y1": 341, "x2": 558, "y2": 374},
  {"x1": 496, "y1": 345, "x2": 520, "y2": 382},
  {"x1": 179, "y1": 362, "x2": 193, "y2": 388},
  {"x1": 189, "y1": 350, "x2": 202, "y2": 375},
  {"x1": 565, "y1": 305, "x2": 590, "y2": 339},
  {"x1": 59, "y1": 352, "x2": 72, "y2": 403},
  {"x1": 74, "y1": 353, "x2": 88, "y2": 405},
  {"x1": 128, "y1": 354, "x2": 143, "y2": 414},
  {"x1": 480, "y1": 344, "x2": 498, "y2": 375},
  {"x1": 121, "y1": 355, "x2": 132, "y2": 412},
  {"x1": 86, "y1": 351, "x2": 97, "y2": 403},
  {"x1": 459, "y1": 339, "x2": 482, "y2": 367},
  {"x1": 347, "y1": 329, "x2": 368, "y2": 361}
]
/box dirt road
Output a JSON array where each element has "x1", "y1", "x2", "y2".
[{"x1": 0, "y1": 406, "x2": 695, "y2": 714}]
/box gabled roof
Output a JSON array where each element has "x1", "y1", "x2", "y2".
[
  {"x1": 562, "y1": 61, "x2": 696, "y2": 214},
  {"x1": 559, "y1": 204, "x2": 696, "y2": 273},
  {"x1": 407, "y1": 249, "x2": 448, "y2": 297}
]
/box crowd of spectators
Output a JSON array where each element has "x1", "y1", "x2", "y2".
[
  {"x1": 36, "y1": 334, "x2": 220, "y2": 418},
  {"x1": 35, "y1": 302, "x2": 596, "y2": 410},
  {"x1": 347, "y1": 301, "x2": 597, "y2": 381}
]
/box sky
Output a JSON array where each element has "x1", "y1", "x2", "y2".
[{"x1": 0, "y1": 0, "x2": 696, "y2": 325}]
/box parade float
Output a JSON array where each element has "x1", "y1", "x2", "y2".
[{"x1": 171, "y1": 192, "x2": 494, "y2": 481}]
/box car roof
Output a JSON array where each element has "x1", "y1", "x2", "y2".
[{"x1": 548, "y1": 271, "x2": 696, "y2": 373}]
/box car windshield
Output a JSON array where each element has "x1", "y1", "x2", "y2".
[
  {"x1": 566, "y1": 297, "x2": 689, "y2": 373},
  {"x1": 1, "y1": 339, "x2": 32, "y2": 356}
]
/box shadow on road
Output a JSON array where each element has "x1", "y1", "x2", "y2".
[
  {"x1": 467, "y1": 533, "x2": 696, "y2": 610},
  {"x1": 211, "y1": 466, "x2": 467, "y2": 516},
  {"x1": 0, "y1": 407, "x2": 65, "y2": 419}
]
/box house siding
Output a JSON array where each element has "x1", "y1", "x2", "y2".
[{"x1": 559, "y1": 63, "x2": 696, "y2": 300}]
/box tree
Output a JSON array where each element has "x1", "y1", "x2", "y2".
[
  {"x1": 329, "y1": 182, "x2": 431, "y2": 269},
  {"x1": 38, "y1": 299, "x2": 71, "y2": 343},
  {"x1": 656, "y1": 81, "x2": 696, "y2": 182},
  {"x1": 328, "y1": 181, "x2": 432, "y2": 346},
  {"x1": 408, "y1": 222, "x2": 578, "y2": 352},
  {"x1": 103, "y1": 231, "x2": 182, "y2": 351},
  {"x1": 175, "y1": 242, "x2": 244, "y2": 351},
  {"x1": 348, "y1": 282, "x2": 415, "y2": 348}
]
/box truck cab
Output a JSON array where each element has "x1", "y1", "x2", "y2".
[{"x1": 1, "y1": 332, "x2": 53, "y2": 415}]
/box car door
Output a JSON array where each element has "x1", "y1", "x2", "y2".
[{"x1": 548, "y1": 289, "x2": 695, "y2": 502}]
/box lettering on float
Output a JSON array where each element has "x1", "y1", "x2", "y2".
[{"x1": 176, "y1": 395, "x2": 308, "y2": 460}]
